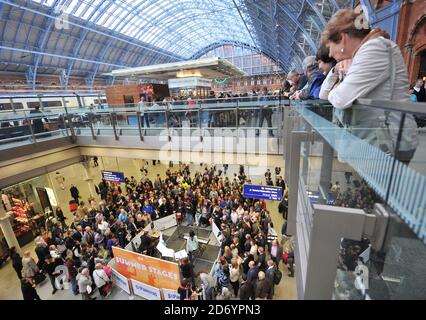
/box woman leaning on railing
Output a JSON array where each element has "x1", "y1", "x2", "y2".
[{"x1": 319, "y1": 8, "x2": 419, "y2": 164}]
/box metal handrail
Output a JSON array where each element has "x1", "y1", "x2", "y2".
[
  {"x1": 289, "y1": 98, "x2": 426, "y2": 116},
  {"x1": 355, "y1": 99, "x2": 426, "y2": 115}
]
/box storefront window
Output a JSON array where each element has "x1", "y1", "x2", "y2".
[{"x1": 2, "y1": 175, "x2": 55, "y2": 247}]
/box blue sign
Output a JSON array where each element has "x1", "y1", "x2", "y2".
[
  {"x1": 243, "y1": 185, "x2": 283, "y2": 201},
  {"x1": 101, "y1": 170, "x2": 125, "y2": 183}
]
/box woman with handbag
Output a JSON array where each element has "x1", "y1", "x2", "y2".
[
  {"x1": 93, "y1": 263, "x2": 112, "y2": 298},
  {"x1": 76, "y1": 268, "x2": 96, "y2": 300},
  {"x1": 178, "y1": 278, "x2": 195, "y2": 300}
]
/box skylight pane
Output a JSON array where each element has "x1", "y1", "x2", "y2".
[
  {"x1": 73, "y1": 3, "x2": 88, "y2": 17},
  {"x1": 64, "y1": 0, "x2": 78, "y2": 14}
]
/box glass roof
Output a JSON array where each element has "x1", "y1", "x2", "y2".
[{"x1": 32, "y1": 0, "x2": 257, "y2": 58}]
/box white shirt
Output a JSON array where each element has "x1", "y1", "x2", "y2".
[
  {"x1": 230, "y1": 265, "x2": 240, "y2": 282},
  {"x1": 98, "y1": 221, "x2": 109, "y2": 234},
  {"x1": 93, "y1": 269, "x2": 110, "y2": 288},
  {"x1": 50, "y1": 250, "x2": 61, "y2": 259},
  {"x1": 137, "y1": 101, "x2": 147, "y2": 115},
  {"x1": 186, "y1": 236, "x2": 199, "y2": 253},
  {"x1": 231, "y1": 212, "x2": 238, "y2": 224},
  {"x1": 250, "y1": 244, "x2": 258, "y2": 261}
]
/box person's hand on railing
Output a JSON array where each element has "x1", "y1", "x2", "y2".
[{"x1": 290, "y1": 91, "x2": 302, "y2": 100}]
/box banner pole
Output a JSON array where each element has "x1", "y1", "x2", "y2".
[{"x1": 128, "y1": 279, "x2": 135, "y2": 300}]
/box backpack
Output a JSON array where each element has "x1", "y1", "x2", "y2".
[{"x1": 273, "y1": 269, "x2": 282, "y2": 285}]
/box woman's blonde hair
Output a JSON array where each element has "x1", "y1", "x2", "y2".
[
  {"x1": 321, "y1": 9, "x2": 371, "y2": 45},
  {"x1": 224, "y1": 246, "x2": 231, "y2": 256}
]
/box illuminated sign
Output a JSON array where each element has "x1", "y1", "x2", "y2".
[
  {"x1": 101, "y1": 170, "x2": 125, "y2": 183},
  {"x1": 243, "y1": 184, "x2": 282, "y2": 201}
]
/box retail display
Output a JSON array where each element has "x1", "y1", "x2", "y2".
[{"x1": 10, "y1": 196, "x2": 35, "y2": 246}]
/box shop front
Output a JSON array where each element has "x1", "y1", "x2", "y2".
[{"x1": 168, "y1": 77, "x2": 211, "y2": 99}]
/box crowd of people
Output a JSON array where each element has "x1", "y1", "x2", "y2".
[
  {"x1": 172, "y1": 164, "x2": 294, "y2": 300},
  {"x1": 8, "y1": 162, "x2": 293, "y2": 301},
  {"x1": 329, "y1": 178, "x2": 379, "y2": 213}
]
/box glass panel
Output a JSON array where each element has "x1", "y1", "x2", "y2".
[{"x1": 292, "y1": 100, "x2": 426, "y2": 300}]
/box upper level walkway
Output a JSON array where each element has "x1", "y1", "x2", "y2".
[{"x1": 0, "y1": 96, "x2": 286, "y2": 155}]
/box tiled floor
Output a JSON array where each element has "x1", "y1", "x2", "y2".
[{"x1": 0, "y1": 161, "x2": 296, "y2": 300}]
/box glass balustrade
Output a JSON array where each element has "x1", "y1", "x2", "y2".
[
  {"x1": 290, "y1": 100, "x2": 426, "y2": 300},
  {"x1": 0, "y1": 96, "x2": 284, "y2": 148}
]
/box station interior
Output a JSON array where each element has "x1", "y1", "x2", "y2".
[{"x1": 0, "y1": 0, "x2": 426, "y2": 301}]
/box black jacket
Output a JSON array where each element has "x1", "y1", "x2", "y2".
[
  {"x1": 21, "y1": 281, "x2": 40, "y2": 300},
  {"x1": 72, "y1": 231, "x2": 83, "y2": 242},
  {"x1": 239, "y1": 281, "x2": 254, "y2": 300},
  {"x1": 413, "y1": 87, "x2": 426, "y2": 102},
  {"x1": 64, "y1": 236, "x2": 75, "y2": 250},
  {"x1": 254, "y1": 278, "x2": 271, "y2": 299},
  {"x1": 43, "y1": 259, "x2": 60, "y2": 276},
  {"x1": 257, "y1": 253, "x2": 266, "y2": 271},
  {"x1": 29, "y1": 109, "x2": 44, "y2": 134},
  {"x1": 35, "y1": 246, "x2": 49, "y2": 264},
  {"x1": 11, "y1": 252, "x2": 23, "y2": 270},
  {"x1": 247, "y1": 266, "x2": 259, "y2": 284},
  {"x1": 70, "y1": 186, "x2": 79, "y2": 199},
  {"x1": 128, "y1": 222, "x2": 138, "y2": 238}
]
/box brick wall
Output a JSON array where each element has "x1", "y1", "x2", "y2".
[{"x1": 396, "y1": 0, "x2": 426, "y2": 85}]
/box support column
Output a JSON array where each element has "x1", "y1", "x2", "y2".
[
  {"x1": 0, "y1": 206, "x2": 21, "y2": 253},
  {"x1": 301, "y1": 124, "x2": 312, "y2": 183},
  {"x1": 304, "y1": 205, "x2": 365, "y2": 299},
  {"x1": 319, "y1": 139, "x2": 334, "y2": 196},
  {"x1": 287, "y1": 131, "x2": 310, "y2": 236},
  {"x1": 82, "y1": 164, "x2": 96, "y2": 199}
]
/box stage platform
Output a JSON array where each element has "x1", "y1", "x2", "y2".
[
  {"x1": 163, "y1": 225, "x2": 221, "y2": 277},
  {"x1": 127, "y1": 223, "x2": 221, "y2": 283}
]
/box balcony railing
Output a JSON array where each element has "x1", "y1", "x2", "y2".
[
  {"x1": 285, "y1": 99, "x2": 426, "y2": 300},
  {"x1": 0, "y1": 96, "x2": 288, "y2": 149}
]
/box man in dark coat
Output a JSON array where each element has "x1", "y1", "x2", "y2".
[
  {"x1": 412, "y1": 79, "x2": 426, "y2": 102},
  {"x1": 21, "y1": 278, "x2": 41, "y2": 300},
  {"x1": 43, "y1": 255, "x2": 61, "y2": 295},
  {"x1": 29, "y1": 105, "x2": 45, "y2": 134},
  {"x1": 35, "y1": 243, "x2": 50, "y2": 270},
  {"x1": 239, "y1": 274, "x2": 254, "y2": 300},
  {"x1": 265, "y1": 259, "x2": 277, "y2": 299},
  {"x1": 70, "y1": 185, "x2": 80, "y2": 202},
  {"x1": 10, "y1": 247, "x2": 23, "y2": 279},
  {"x1": 246, "y1": 261, "x2": 259, "y2": 300},
  {"x1": 254, "y1": 271, "x2": 271, "y2": 300}
]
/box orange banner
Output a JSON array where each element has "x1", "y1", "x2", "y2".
[{"x1": 112, "y1": 247, "x2": 181, "y2": 291}]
